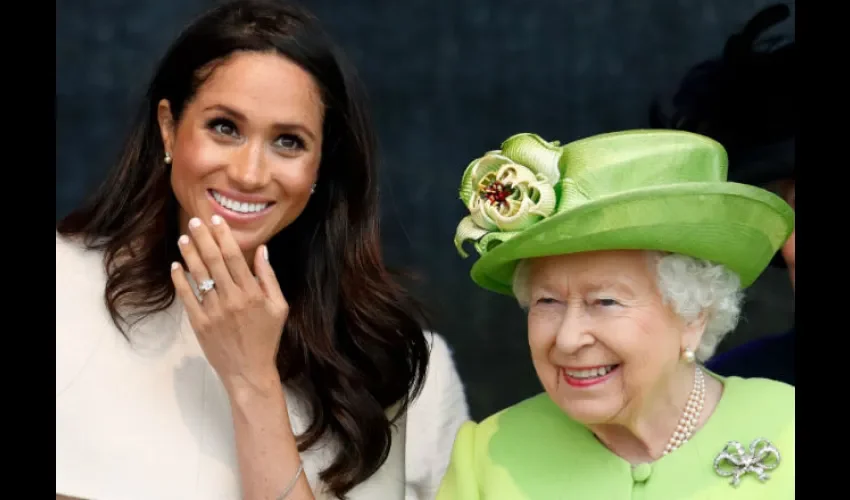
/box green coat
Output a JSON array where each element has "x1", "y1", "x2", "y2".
[{"x1": 436, "y1": 375, "x2": 794, "y2": 499}]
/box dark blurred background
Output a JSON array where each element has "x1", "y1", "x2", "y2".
[{"x1": 56, "y1": 0, "x2": 795, "y2": 421}]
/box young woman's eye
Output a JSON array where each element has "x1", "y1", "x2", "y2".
[
  {"x1": 208, "y1": 118, "x2": 238, "y2": 137},
  {"x1": 275, "y1": 134, "x2": 305, "y2": 150}
]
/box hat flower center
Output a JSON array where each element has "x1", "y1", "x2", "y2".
[{"x1": 481, "y1": 178, "x2": 515, "y2": 208}]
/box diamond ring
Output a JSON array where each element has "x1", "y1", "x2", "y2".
[{"x1": 198, "y1": 279, "x2": 216, "y2": 296}]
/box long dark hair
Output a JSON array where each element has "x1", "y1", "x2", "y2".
[{"x1": 57, "y1": 1, "x2": 430, "y2": 496}]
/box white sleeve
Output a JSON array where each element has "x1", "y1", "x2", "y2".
[
  {"x1": 56, "y1": 232, "x2": 106, "y2": 399},
  {"x1": 405, "y1": 331, "x2": 471, "y2": 500}
]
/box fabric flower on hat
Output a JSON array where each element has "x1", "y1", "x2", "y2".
[{"x1": 454, "y1": 133, "x2": 562, "y2": 258}]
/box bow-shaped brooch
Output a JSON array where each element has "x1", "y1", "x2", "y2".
[{"x1": 713, "y1": 438, "x2": 781, "y2": 486}]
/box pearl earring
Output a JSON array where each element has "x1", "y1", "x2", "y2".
[
  {"x1": 682, "y1": 348, "x2": 696, "y2": 363},
  {"x1": 164, "y1": 152, "x2": 172, "y2": 164}
]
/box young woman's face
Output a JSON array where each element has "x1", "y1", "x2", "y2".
[{"x1": 158, "y1": 50, "x2": 324, "y2": 260}]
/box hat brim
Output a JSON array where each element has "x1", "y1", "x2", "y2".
[{"x1": 469, "y1": 182, "x2": 794, "y2": 295}]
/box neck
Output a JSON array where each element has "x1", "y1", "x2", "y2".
[{"x1": 588, "y1": 365, "x2": 722, "y2": 464}]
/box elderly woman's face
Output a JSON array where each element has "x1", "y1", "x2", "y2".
[
  {"x1": 525, "y1": 250, "x2": 695, "y2": 425},
  {"x1": 158, "y1": 51, "x2": 324, "y2": 258}
]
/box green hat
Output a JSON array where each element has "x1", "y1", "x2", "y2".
[{"x1": 453, "y1": 129, "x2": 794, "y2": 296}]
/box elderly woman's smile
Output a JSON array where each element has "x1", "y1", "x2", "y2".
[{"x1": 561, "y1": 364, "x2": 619, "y2": 387}]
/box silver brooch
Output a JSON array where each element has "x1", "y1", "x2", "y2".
[{"x1": 713, "y1": 438, "x2": 781, "y2": 486}]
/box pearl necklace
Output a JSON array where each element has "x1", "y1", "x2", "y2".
[{"x1": 663, "y1": 366, "x2": 705, "y2": 455}]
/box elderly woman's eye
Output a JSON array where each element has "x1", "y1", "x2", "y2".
[
  {"x1": 597, "y1": 298, "x2": 620, "y2": 307},
  {"x1": 535, "y1": 297, "x2": 558, "y2": 305}
]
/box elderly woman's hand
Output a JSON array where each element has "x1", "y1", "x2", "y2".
[{"x1": 171, "y1": 215, "x2": 288, "y2": 394}]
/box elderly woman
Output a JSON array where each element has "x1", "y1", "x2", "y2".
[{"x1": 438, "y1": 130, "x2": 794, "y2": 499}]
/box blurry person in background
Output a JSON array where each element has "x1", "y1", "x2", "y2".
[
  {"x1": 650, "y1": 3, "x2": 795, "y2": 385},
  {"x1": 56, "y1": 1, "x2": 467, "y2": 499}
]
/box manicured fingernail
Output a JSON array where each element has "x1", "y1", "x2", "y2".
[
  {"x1": 189, "y1": 217, "x2": 201, "y2": 229},
  {"x1": 263, "y1": 245, "x2": 269, "y2": 261},
  {"x1": 179, "y1": 235, "x2": 189, "y2": 245},
  {"x1": 171, "y1": 262, "x2": 180, "y2": 271},
  {"x1": 211, "y1": 215, "x2": 223, "y2": 225}
]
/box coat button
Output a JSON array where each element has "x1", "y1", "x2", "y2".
[{"x1": 632, "y1": 463, "x2": 652, "y2": 483}]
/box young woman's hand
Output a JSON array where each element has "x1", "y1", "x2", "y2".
[{"x1": 171, "y1": 215, "x2": 287, "y2": 394}]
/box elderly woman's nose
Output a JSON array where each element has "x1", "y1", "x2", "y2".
[
  {"x1": 554, "y1": 311, "x2": 594, "y2": 352},
  {"x1": 227, "y1": 143, "x2": 269, "y2": 190}
]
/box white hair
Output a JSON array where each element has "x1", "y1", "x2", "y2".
[{"x1": 511, "y1": 251, "x2": 743, "y2": 361}]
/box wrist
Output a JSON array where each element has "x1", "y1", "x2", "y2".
[{"x1": 224, "y1": 369, "x2": 284, "y2": 403}]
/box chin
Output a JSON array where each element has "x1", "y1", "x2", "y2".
[{"x1": 550, "y1": 391, "x2": 620, "y2": 425}]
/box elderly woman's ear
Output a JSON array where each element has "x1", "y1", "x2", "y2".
[{"x1": 681, "y1": 311, "x2": 708, "y2": 359}]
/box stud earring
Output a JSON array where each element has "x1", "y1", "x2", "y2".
[
  {"x1": 682, "y1": 348, "x2": 696, "y2": 364},
  {"x1": 164, "y1": 152, "x2": 172, "y2": 164},
  {"x1": 310, "y1": 183, "x2": 316, "y2": 194}
]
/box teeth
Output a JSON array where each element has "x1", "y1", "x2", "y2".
[
  {"x1": 565, "y1": 365, "x2": 617, "y2": 379},
  {"x1": 211, "y1": 191, "x2": 270, "y2": 214}
]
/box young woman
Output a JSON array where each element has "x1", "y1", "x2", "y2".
[{"x1": 56, "y1": 1, "x2": 468, "y2": 498}]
